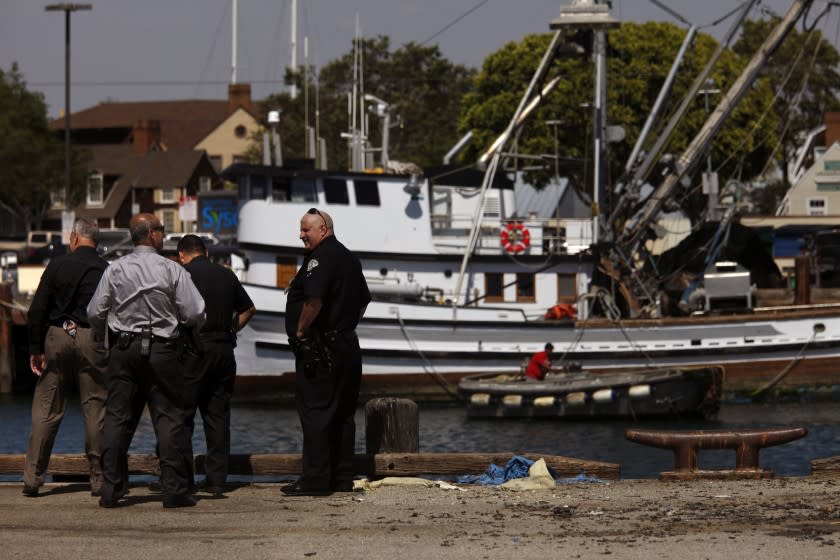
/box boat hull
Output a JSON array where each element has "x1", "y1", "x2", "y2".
[
  {"x1": 233, "y1": 298, "x2": 840, "y2": 401},
  {"x1": 457, "y1": 366, "x2": 723, "y2": 419}
]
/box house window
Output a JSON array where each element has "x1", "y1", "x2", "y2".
[
  {"x1": 276, "y1": 257, "x2": 297, "y2": 290},
  {"x1": 324, "y1": 178, "x2": 349, "y2": 204},
  {"x1": 161, "y1": 188, "x2": 176, "y2": 203},
  {"x1": 516, "y1": 273, "x2": 536, "y2": 303},
  {"x1": 485, "y1": 273, "x2": 504, "y2": 303},
  {"x1": 354, "y1": 179, "x2": 380, "y2": 206},
  {"x1": 808, "y1": 197, "x2": 827, "y2": 216},
  {"x1": 234, "y1": 125, "x2": 248, "y2": 139},
  {"x1": 160, "y1": 209, "x2": 176, "y2": 232},
  {"x1": 825, "y1": 160, "x2": 840, "y2": 172},
  {"x1": 556, "y1": 273, "x2": 577, "y2": 303},
  {"x1": 199, "y1": 176, "x2": 212, "y2": 193},
  {"x1": 87, "y1": 174, "x2": 104, "y2": 206},
  {"x1": 51, "y1": 189, "x2": 65, "y2": 208}
]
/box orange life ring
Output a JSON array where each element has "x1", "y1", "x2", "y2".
[{"x1": 500, "y1": 222, "x2": 531, "y2": 254}]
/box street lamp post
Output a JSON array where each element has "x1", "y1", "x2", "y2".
[{"x1": 45, "y1": 3, "x2": 92, "y2": 237}]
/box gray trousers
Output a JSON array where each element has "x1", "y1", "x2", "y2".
[{"x1": 23, "y1": 325, "x2": 108, "y2": 492}]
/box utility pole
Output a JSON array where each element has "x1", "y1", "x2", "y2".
[{"x1": 45, "y1": 3, "x2": 92, "y2": 241}]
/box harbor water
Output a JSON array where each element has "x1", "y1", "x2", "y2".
[{"x1": 0, "y1": 394, "x2": 838, "y2": 480}]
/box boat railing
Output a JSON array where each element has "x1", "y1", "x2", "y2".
[{"x1": 431, "y1": 215, "x2": 592, "y2": 256}]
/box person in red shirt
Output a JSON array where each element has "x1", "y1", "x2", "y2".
[{"x1": 525, "y1": 343, "x2": 555, "y2": 381}]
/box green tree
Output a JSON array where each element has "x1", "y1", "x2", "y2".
[
  {"x1": 733, "y1": 17, "x2": 840, "y2": 188},
  {"x1": 253, "y1": 37, "x2": 476, "y2": 170},
  {"x1": 459, "y1": 22, "x2": 780, "y2": 222},
  {"x1": 0, "y1": 63, "x2": 88, "y2": 231}
]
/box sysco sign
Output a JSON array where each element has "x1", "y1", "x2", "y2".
[{"x1": 197, "y1": 193, "x2": 238, "y2": 235}]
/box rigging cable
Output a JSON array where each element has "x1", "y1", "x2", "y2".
[
  {"x1": 750, "y1": 328, "x2": 818, "y2": 398},
  {"x1": 394, "y1": 311, "x2": 462, "y2": 401},
  {"x1": 419, "y1": 0, "x2": 489, "y2": 46},
  {"x1": 713, "y1": 23, "x2": 824, "y2": 175},
  {"x1": 195, "y1": 0, "x2": 232, "y2": 97}
]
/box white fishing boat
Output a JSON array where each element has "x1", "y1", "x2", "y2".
[{"x1": 228, "y1": 0, "x2": 840, "y2": 401}]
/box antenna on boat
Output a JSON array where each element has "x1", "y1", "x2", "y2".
[
  {"x1": 290, "y1": 0, "x2": 298, "y2": 99},
  {"x1": 231, "y1": 0, "x2": 238, "y2": 84}
]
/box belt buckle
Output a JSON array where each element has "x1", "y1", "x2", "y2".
[
  {"x1": 118, "y1": 331, "x2": 133, "y2": 349},
  {"x1": 62, "y1": 320, "x2": 78, "y2": 338}
]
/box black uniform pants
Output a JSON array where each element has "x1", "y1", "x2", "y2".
[
  {"x1": 295, "y1": 330, "x2": 362, "y2": 487},
  {"x1": 100, "y1": 338, "x2": 191, "y2": 501},
  {"x1": 183, "y1": 341, "x2": 236, "y2": 486}
]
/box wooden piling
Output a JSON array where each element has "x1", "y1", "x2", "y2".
[
  {"x1": 795, "y1": 255, "x2": 810, "y2": 305},
  {"x1": 365, "y1": 397, "x2": 419, "y2": 453},
  {"x1": 0, "y1": 282, "x2": 13, "y2": 394}
]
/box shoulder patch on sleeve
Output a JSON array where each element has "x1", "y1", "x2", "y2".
[{"x1": 306, "y1": 259, "x2": 319, "y2": 273}]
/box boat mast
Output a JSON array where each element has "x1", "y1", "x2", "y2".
[
  {"x1": 609, "y1": 1, "x2": 757, "y2": 238},
  {"x1": 290, "y1": 0, "x2": 298, "y2": 99},
  {"x1": 619, "y1": 0, "x2": 816, "y2": 258},
  {"x1": 453, "y1": 0, "x2": 618, "y2": 309},
  {"x1": 231, "y1": 0, "x2": 238, "y2": 84}
]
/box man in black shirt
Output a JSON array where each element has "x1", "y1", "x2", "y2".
[
  {"x1": 23, "y1": 218, "x2": 109, "y2": 497},
  {"x1": 177, "y1": 235, "x2": 255, "y2": 495},
  {"x1": 283, "y1": 208, "x2": 370, "y2": 496}
]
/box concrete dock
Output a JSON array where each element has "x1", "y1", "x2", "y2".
[{"x1": 1, "y1": 477, "x2": 837, "y2": 559}]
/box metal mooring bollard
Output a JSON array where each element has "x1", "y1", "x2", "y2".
[{"x1": 625, "y1": 427, "x2": 808, "y2": 480}]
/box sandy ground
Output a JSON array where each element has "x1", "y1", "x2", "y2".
[{"x1": 0, "y1": 478, "x2": 838, "y2": 559}]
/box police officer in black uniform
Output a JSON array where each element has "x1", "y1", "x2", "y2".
[
  {"x1": 283, "y1": 208, "x2": 370, "y2": 496},
  {"x1": 177, "y1": 234, "x2": 256, "y2": 495}
]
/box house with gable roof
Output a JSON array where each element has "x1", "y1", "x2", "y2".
[{"x1": 47, "y1": 84, "x2": 261, "y2": 233}]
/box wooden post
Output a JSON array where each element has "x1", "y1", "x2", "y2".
[
  {"x1": 795, "y1": 255, "x2": 810, "y2": 305},
  {"x1": 365, "y1": 397, "x2": 419, "y2": 454},
  {"x1": 0, "y1": 282, "x2": 13, "y2": 394}
]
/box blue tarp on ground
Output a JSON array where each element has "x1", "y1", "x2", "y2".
[
  {"x1": 456, "y1": 456, "x2": 608, "y2": 486},
  {"x1": 457, "y1": 455, "x2": 535, "y2": 485}
]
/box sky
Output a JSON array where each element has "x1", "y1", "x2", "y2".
[{"x1": 1, "y1": 0, "x2": 836, "y2": 118}]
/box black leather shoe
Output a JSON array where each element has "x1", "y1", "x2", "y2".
[
  {"x1": 163, "y1": 494, "x2": 197, "y2": 508},
  {"x1": 281, "y1": 481, "x2": 333, "y2": 497},
  {"x1": 202, "y1": 485, "x2": 225, "y2": 496},
  {"x1": 98, "y1": 496, "x2": 120, "y2": 508},
  {"x1": 333, "y1": 480, "x2": 356, "y2": 492},
  {"x1": 22, "y1": 485, "x2": 39, "y2": 497}
]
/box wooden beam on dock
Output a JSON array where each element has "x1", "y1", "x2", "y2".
[
  {"x1": 0, "y1": 452, "x2": 619, "y2": 480},
  {"x1": 811, "y1": 455, "x2": 840, "y2": 479}
]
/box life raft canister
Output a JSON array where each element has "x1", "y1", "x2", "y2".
[{"x1": 500, "y1": 222, "x2": 531, "y2": 254}]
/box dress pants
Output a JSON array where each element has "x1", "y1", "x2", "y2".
[
  {"x1": 295, "y1": 331, "x2": 362, "y2": 487},
  {"x1": 24, "y1": 325, "x2": 107, "y2": 492},
  {"x1": 100, "y1": 337, "x2": 191, "y2": 502},
  {"x1": 183, "y1": 340, "x2": 236, "y2": 487}
]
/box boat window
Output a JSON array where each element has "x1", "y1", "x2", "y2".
[
  {"x1": 485, "y1": 273, "x2": 504, "y2": 303},
  {"x1": 324, "y1": 178, "x2": 349, "y2": 204},
  {"x1": 354, "y1": 179, "x2": 381, "y2": 206},
  {"x1": 557, "y1": 273, "x2": 577, "y2": 303},
  {"x1": 291, "y1": 178, "x2": 317, "y2": 202},
  {"x1": 272, "y1": 177, "x2": 291, "y2": 201},
  {"x1": 516, "y1": 273, "x2": 536, "y2": 303},
  {"x1": 250, "y1": 175, "x2": 267, "y2": 199}
]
